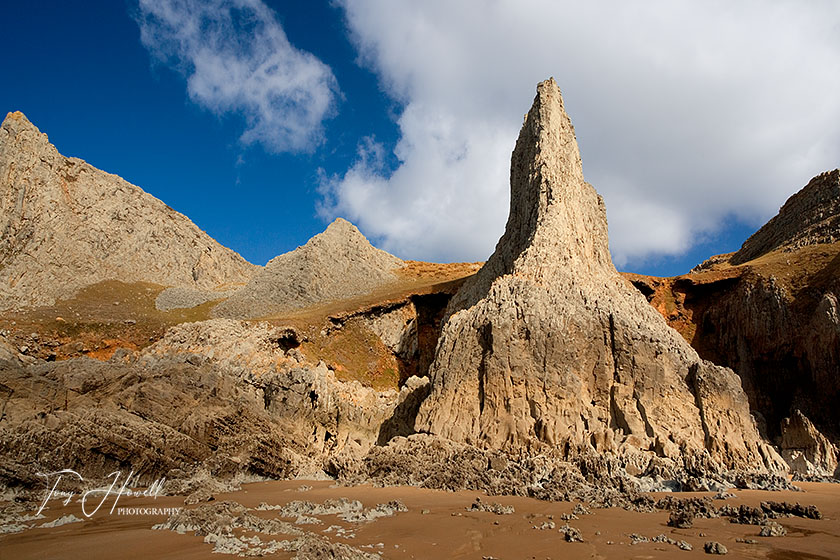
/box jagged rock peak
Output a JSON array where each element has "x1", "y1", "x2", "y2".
[
  {"x1": 4, "y1": 111, "x2": 41, "y2": 135},
  {"x1": 303, "y1": 217, "x2": 396, "y2": 257},
  {"x1": 449, "y1": 78, "x2": 612, "y2": 314},
  {"x1": 0, "y1": 111, "x2": 257, "y2": 311},
  {"x1": 415, "y1": 79, "x2": 785, "y2": 475},
  {"x1": 731, "y1": 169, "x2": 840, "y2": 264},
  {"x1": 501, "y1": 77, "x2": 609, "y2": 269},
  {"x1": 212, "y1": 218, "x2": 404, "y2": 319}
]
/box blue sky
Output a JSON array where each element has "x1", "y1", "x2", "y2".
[{"x1": 2, "y1": 1, "x2": 838, "y2": 277}]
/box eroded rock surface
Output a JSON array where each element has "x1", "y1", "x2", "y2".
[
  {"x1": 415, "y1": 78, "x2": 783, "y2": 474},
  {"x1": 631, "y1": 181, "x2": 840, "y2": 478},
  {"x1": 780, "y1": 410, "x2": 839, "y2": 479},
  {"x1": 0, "y1": 112, "x2": 256, "y2": 311}
]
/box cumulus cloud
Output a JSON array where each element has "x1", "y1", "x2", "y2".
[
  {"x1": 325, "y1": 0, "x2": 840, "y2": 265},
  {"x1": 136, "y1": 0, "x2": 338, "y2": 153}
]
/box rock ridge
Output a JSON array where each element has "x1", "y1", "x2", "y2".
[{"x1": 731, "y1": 169, "x2": 840, "y2": 264}]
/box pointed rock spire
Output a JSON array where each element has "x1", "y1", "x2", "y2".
[
  {"x1": 415, "y1": 79, "x2": 785, "y2": 475},
  {"x1": 448, "y1": 79, "x2": 613, "y2": 315},
  {"x1": 499, "y1": 77, "x2": 607, "y2": 270}
]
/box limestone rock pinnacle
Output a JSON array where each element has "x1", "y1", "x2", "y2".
[{"x1": 415, "y1": 79, "x2": 785, "y2": 473}]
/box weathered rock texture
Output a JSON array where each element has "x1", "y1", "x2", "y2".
[
  {"x1": 0, "y1": 319, "x2": 427, "y2": 490},
  {"x1": 415, "y1": 79, "x2": 782, "y2": 473},
  {"x1": 0, "y1": 111, "x2": 256, "y2": 311},
  {"x1": 731, "y1": 169, "x2": 840, "y2": 264},
  {"x1": 213, "y1": 218, "x2": 404, "y2": 319}
]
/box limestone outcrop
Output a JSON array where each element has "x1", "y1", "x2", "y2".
[
  {"x1": 731, "y1": 169, "x2": 840, "y2": 264},
  {"x1": 779, "y1": 410, "x2": 839, "y2": 479},
  {"x1": 0, "y1": 319, "x2": 428, "y2": 489},
  {"x1": 414, "y1": 79, "x2": 783, "y2": 473},
  {"x1": 213, "y1": 218, "x2": 404, "y2": 319},
  {"x1": 0, "y1": 112, "x2": 257, "y2": 311}
]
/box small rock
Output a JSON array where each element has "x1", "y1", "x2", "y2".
[
  {"x1": 559, "y1": 524, "x2": 583, "y2": 543},
  {"x1": 668, "y1": 510, "x2": 694, "y2": 528},
  {"x1": 759, "y1": 522, "x2": 787, "y2": 537},
  {"x1": 572, "y1": 504, "x2": 591, "y2": 516},
  {"x1": 677, "y1": 540, "x2": 692, "y2": 551},
  {"x1": 466, "y1": 497, "x2": 514, "y2": 515},
  {"x1": 704, "y1": 541, "x2": 727, "y2": 555}
]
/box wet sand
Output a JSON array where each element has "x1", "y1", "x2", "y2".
[{"x1": 2, "y1": 480, "x2": 839, "y2": 559}]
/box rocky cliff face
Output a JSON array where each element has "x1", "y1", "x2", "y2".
[
  {"x1": 414, "y1": 79, "x2": 782, "y2": 474},
  {"x1": 0, "y1": 112, "x2": 257, "y2": 311},
  {"x1": 628, "y1": 170, "x2": 840, "y2": 479},
  {"x1": 731, "y1": 169, "x2": 840, "y2": 264},
  {"x1": 213, "y1": 218, "x2": 404, "y2": 319}
]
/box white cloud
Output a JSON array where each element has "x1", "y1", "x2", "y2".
[
  {"x1": 326, "y1": 0, "x2": 840, "y2": 265},
  {"x1": 136, "y1": 0, "x2": 338, "y2": 153}
]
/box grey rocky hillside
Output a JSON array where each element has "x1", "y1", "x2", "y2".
[
  {"x1": 212, "y1": 218, "x2": 404, "y2": 319},
  {"x1": 0, "y1": 111, "x2": 257, "y2": 311}
]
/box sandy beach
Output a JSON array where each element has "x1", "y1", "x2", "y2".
[{"x1": 2, "y1": 479, "x2": 838, "y2": 559}]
